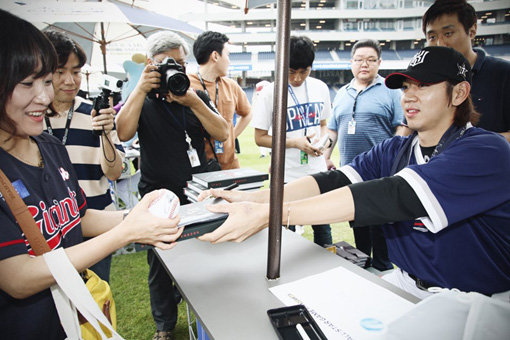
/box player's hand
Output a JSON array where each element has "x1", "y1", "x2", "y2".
[
  {"x1": 198, "y1": 201, "x2": 269, "y2": 243},
  {"x1": 197, "y1": 187, "x2": 255, "y2": 203},
  {"x1": 120, "y1": 190, "x2": 183, "y2": 250},
  {"x1": 136, "y1": 64, "x2": 160, "y2": 94},
  {"x1": 92, "y1": 107, "x2": 115, "y2": 134}
]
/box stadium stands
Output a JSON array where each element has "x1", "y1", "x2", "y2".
[{"x1": 230, "y1": 52, "x2": 251, "y2": 62}]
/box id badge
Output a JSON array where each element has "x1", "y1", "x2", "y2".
[
  {"x1": 348, "y1": 119, "x2": 356, "y2": 135},
  {"x1": 214, "y1": 140, "x2": 224, "y2": 154},
  {"x1": 187, "y1": 148, "x2": 201, "y2": 167},
  {"x1": 300, "y1": 150, "x2": 308, "y2": 165}
]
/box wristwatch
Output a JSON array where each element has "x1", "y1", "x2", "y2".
[{"x1": 327, "y1": 137, "x2": 334, "y2": 148}]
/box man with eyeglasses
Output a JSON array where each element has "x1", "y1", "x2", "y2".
[
  {"x1": 116, "y1": 31, "x2": 229, "y2": 340},
  {"x1": 324, "y1": 39, "x2": 404, "y2": 272}
]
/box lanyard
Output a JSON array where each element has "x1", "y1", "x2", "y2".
[
  {"x1": 162, "y1": 102, "x2": 195, "y2": 149},
  {"x1": 45, "y1": 101, "x2": 74, "y2": 145},
  {"x1": 351, "y1": 90, "x2": 363, "y2": 120},
  {"x1": 162, "y1": 102, "x2": 187, "y2": 131},
  {"x1": 197, "y1": 71, "x2": 219, "y2": 108},
  {"x1": 288, "y1": 81, "x2": 310, "y2": 134}
]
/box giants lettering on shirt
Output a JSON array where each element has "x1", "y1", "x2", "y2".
[
  {"x1": 26, "y1": 187, "x2": 81, "y2": 254},
  {"x1": 286, "y1": 102, "x2": 323, "y2": 132}
]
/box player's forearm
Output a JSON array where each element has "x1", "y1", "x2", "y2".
[
  {"x1": 283, "y1": 185, "x2": 354, "y2": 226},
  {"x1": 249, "y1": 174, "x2": 322, "y2": 205}
]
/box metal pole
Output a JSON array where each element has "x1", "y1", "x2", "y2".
[
  {"x1": 100, "y1": 22, "x2": 108, "y2": 74},
  {"x1": 267, "y1": 0, "x2": 291, "y2": 280}
]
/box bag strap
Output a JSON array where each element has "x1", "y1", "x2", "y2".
[
  {"x1": 45, "y1": 248, "x2": 123, "y2": 339},
  {"x1": 0, "y1": 169, "x2": 50, "y2": 255}
]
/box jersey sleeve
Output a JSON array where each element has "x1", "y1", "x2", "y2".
[
  {"x1": 397, "y1": 132, "x2": 510, "y2": 233},
  {"x1": 342, "y1": 136, "x2": 404, "y2": 183},
  {"x1": 250, "y1": 84, "x2": 274, "y2": 131}
]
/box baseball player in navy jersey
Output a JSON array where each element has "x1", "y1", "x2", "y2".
[
  {"x1": 198, "y1": 46, "x2": 510, "y2": 300},
  {"x1": 0, "y1": 10, "x2": 182, "y2": 339}
]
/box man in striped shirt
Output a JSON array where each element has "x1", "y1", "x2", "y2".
[{"x1": 44, "y1": 30, "x2": 125, "y2": 282}]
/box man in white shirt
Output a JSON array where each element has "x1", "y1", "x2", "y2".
[{"x1": 251, "y1": 35, "x2": 332, "y2": 246}]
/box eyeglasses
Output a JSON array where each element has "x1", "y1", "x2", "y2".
[{"x1": 352, "y1": 58, "x2": 379, "y2": 65}]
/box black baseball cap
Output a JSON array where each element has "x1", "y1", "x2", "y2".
[{"x1": 385, "y1": 46, "x2": 472, "y2": 89}]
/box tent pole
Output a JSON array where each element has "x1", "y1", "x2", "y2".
[
  {"x1": 267, "y1": 0, "x2": 291, "y2": 281},
  {"x1": 100, "y1": 22, "x2": 108, "y2": 74}
]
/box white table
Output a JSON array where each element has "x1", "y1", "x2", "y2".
[{"x1": 156, "y1": 229, "x2": 419, "y2": 340}]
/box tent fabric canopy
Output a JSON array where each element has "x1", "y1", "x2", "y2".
[
  {"x1": 5, "y1": 0, "x2": 201, "y2": 34},
  {"x1": 5, "y1": 0, "x2": 201, "y2": 74}
]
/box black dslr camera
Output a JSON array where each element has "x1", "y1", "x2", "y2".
[{"x1": 148, "y1": 57, "x2": 190, "y2": 99}]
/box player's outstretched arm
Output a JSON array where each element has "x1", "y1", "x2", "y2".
[{"x1": 199, "y1": 176, "x2": 346, "y2": 243}]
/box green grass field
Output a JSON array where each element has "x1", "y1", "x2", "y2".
[{"x1": 110, "y1": 126, "x2": 354, "y2": 339}]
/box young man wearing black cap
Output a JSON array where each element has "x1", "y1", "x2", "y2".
[{"x1": 198, "y1": 46, "x2": 510, "y2": 299}]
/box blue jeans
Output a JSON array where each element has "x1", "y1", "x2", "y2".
[
  {"x1": 147, "y1": 248, "x2": 178, "y2": 331},
  {"x1": 288, "y1": 224, "x2": 332, "y2": 247}
]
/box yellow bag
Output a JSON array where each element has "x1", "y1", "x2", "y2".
[{"x1": 80, "y1": 269, "x2": 117, "y2": 339}]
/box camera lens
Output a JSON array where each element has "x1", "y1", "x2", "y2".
[{"x1": 165, "y1": 70, "x2": 190, "y2": 96}]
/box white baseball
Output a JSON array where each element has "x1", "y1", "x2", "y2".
[{"x1": 148, "y1": 189, "x2": 180, "y2": 219}]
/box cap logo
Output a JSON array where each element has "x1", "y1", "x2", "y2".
[
  {"x1": 457, "y1": 63, "x2": 468, "y2": 80},
  {"x1": 409, "y1": 50, "x2": 429, "y2": 67}
]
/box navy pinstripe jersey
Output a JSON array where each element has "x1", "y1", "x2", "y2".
[
  {"x1": 0, "y1": 132, "x2": 87, "y2": 339},
  {"x1": 342, "y1": 127, "x2": 510, "y2": 295}
]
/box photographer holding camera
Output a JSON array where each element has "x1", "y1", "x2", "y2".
[
  {"x1": 43, "y1": 30, "x2": 125, "y2": 283},
  {"x1": 116, "y1": 30, "x2": 228, "y2": 340}
]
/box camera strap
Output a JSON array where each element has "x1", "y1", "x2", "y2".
[
  {"x1": 45, "y1": 100, "x2": 75, "y2": 146},
  {"x1": 197, "y1": 71, "x2": 219, "y2": 109}
]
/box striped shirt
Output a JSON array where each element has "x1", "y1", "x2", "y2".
[{"x1": 44, "y1": 96, "x2": 124, "y2": 210}]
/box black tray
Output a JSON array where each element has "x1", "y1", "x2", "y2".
[{"x1": 267, "y1": 304, "x2": 327, "y2": 340}]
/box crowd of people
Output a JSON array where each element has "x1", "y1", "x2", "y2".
[{"x1": 0, "y1": 0, "x2": 508, "y2": 338}]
